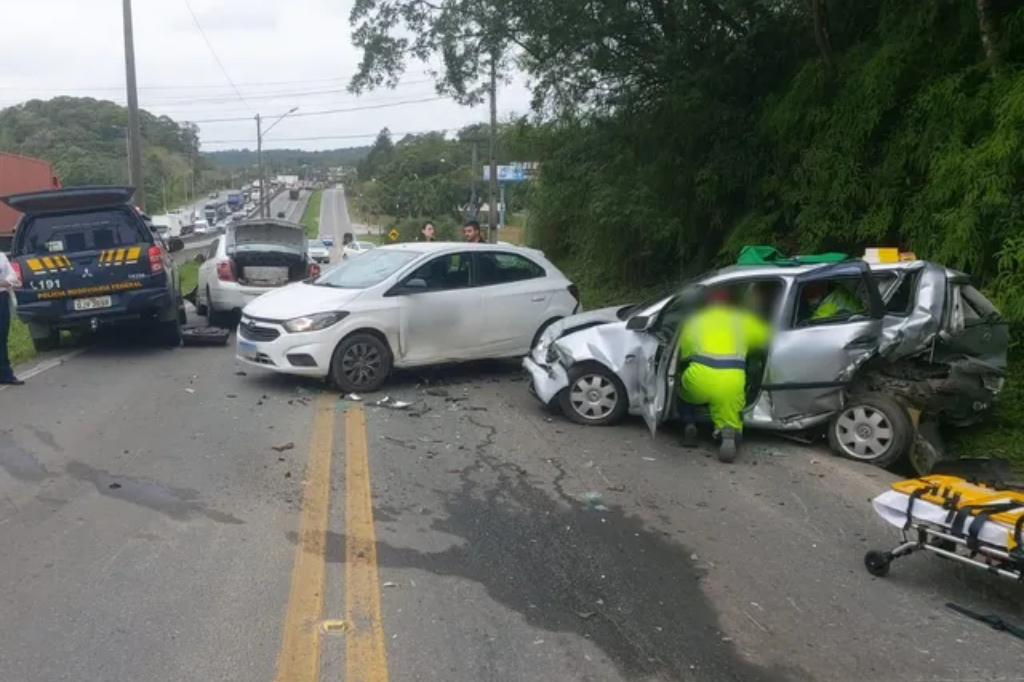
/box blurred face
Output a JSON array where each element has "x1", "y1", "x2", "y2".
[
  {"x1": 462, "y1": 224, "x2": 481, "y2": 241},
  {"x1": 804, "y1": 281, "x2": 828, "y2": 305},
  {"x1": 422, "y1": 223, "x2": 435, "y2": 238}
]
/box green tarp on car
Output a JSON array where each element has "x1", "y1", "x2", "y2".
[{"x1": 736, "y1": 245, "x2": 849, "y2": 266}]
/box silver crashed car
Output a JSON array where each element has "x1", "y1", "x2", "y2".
[{"x1": 523, "y1": 258, "x2": 1008, "y2": 473}]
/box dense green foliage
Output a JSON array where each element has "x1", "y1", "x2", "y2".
[
  {"x1": 203, "y1": 147, "x2": 370, "y2": 175},
  {"x1": 350, "y1": 125, "x2": 530, "y2": 237},
  {"x1": 0, "y1": 97, "x2": 220, "y2": 213},
  {"x1": 347, "y1": 0, "x2": 1024, "y2": 309}
]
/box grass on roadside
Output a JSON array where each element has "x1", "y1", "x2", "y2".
[
  {"x1": 179, "y1": 261, "x2": 199, "y2": 294},
  {"x1": 9, "y1": 318, "x2": 33, "y2": 367},
  {"x1": 302, "y1": 189, "x2": 323, "y2": 239}
]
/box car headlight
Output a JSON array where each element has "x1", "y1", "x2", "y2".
[{"x1": 283, "y1": 311, "x2": 349, "y2": 333}]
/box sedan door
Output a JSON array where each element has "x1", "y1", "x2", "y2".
[
  {"x1": 762, "y1": 262, "x2": 885, "y2": 422},
  {"x1": 196, "y1": 238, "x2": 219, "y2": 305},
  {"x1": 474, "y1": 251, "x2": 559, "y2": 355},
  {"x1": 391, "y1": 252, "x2": 486, "y2": 364}
]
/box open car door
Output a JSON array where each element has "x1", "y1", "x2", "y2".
[
  {"x1": 762, "y1": 261, "x2": 885, "y2": 422},
  {"x1": 636, "y1": 287, "x2": 703, "y2": 436}
]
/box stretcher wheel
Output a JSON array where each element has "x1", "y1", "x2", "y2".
[{"x1": 864, "y1": 550, "x2": 891, "y2": 577}]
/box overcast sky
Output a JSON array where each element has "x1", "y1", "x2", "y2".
[{"x1": 0, "y1": 0, "x2": 533, "y2": 152}]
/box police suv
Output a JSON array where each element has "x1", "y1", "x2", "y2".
[{"x1": 2, "y1": 186, "x2": 187, "y2": 351}]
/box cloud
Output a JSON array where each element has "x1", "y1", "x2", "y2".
[{"x1": 0, "y1": 0, "x2": 533, "y2": 151}]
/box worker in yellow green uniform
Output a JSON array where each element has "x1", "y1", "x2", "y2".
[
  {"x1": 804, "y1": 280, "x2": 863, "y2": 320},
  {"x1": 677, "y1": 288, "x2": 772, "y2": 463}
]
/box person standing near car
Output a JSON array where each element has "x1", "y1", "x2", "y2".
[
  {"x1": 462, "y1": 220, "x2": 483, "y2": 243},
  {"x1": 676, "y1": 287, "x2": 770, "y2": 462},
  {"x1": 0, "y1": 251, "x2": 24, "y2": 385},
  {"x1": 418, "y1": 222, "x2": 436, "y2": 242}
]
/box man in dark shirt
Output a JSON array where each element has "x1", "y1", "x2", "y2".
[{"x1": 462, "y1": 220, "x2": 483, "y2": 243}]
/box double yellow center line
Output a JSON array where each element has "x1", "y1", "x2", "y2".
[{"x1": 274, "y1": 395, "x2": 390, "y2": 682}]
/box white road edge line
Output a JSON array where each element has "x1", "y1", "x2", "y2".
[{"x1": 1, "y1": 348, "x2": 88, "y2": 391}]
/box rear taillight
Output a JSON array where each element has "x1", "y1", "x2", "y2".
[
  {"x1": 568, "y1": 284, "x2": 581, "y2": 311},
  {"x1": 217, "y1": 260, "x2": 236, "y2": 282},
  {"x1": 11, "y1": 261, "x2": 21, "y2": 284},
  {"x1": 308, "y1": 263, "x2": 321, "y2": 278},
  {"x1": 147, "y1": 245, "x2": 164, "y2": 274}
]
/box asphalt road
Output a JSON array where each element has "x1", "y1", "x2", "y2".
[{"x1": 1, "y1": 189, "x2": 1022, "y2": 682}]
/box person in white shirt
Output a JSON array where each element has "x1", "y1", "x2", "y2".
[{"x1": 0, "y1": 251, "x2": 24, "y2": 385}]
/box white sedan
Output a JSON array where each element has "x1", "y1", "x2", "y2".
[
  {"x1": 342, "y1": 240, "x2": 375, "y2": 260},
  {"x1": 235, "y1": 242, "x2": 582, "y2": 393}
]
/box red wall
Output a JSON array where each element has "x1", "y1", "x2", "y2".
[{"x1": 0, "y1": 152, "x2": 59, "y2": 238}]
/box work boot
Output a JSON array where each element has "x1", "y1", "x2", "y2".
[
  {"x1": 717, "y1": 427, "x2": 739, "y2": 463},
  {"x1": 681, "y1": 423, "x2": 698, "y2": 448}
]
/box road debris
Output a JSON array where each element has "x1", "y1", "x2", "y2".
[
  {"x1": 382, "y1": 581, "x2": 398, "y2": 588},
  {"x1": 184, "y1": 388, "x2": 195, "y2": 394},
  {"x1": 181, "y1": 326, "x2": 230, "y2": 347},
  {"x1": 642, "y1": 456, "x2": 656, "y2": 462},
  {"x1": 373, "y1": 396, "x2": 414, "y2": 409},
  {"x1": 343, "y1": 393, "x2": 362, "y2": 401},
  {"x1": 576, "y1": 611, "x2": 596, "y2": 620},
  {"x1": 272, "y1": 442, "x2": 295, "y2": 453}
]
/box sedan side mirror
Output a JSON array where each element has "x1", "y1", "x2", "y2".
[
  {"x1": 625, "y1": 315, "x2": 650, "y2": 331},
  {"x1": 384, "y1": 277, "x2": 428, "y2": 297},
  {"x1": 193, "y1": 253, "x2": 206, "y2": 264},
  {"x1": 167, "y1": 237, "x2": 185, "y2": 253}
]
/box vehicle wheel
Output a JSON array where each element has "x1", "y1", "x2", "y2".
[
  {"x1": 195, "y1": 290, "x2": 208, "y2": 316},
  {"x1": 330, "y1": 333, "x2": 392, "y2": 394},
  {"x1": 177, "y1": 302, "x2": 188, "y2": 326},
  {"x1": 530, "y1": 317, "x2": 562, "y2": 351},
  {"x1": 206, "y1": 287, "x2": 232, "y2": 329},
  {"x1": 559, "y1": 362, "x2": 628, "y2": 426},
  {"x1": 157, "y1": 316, "x2": 182, "y2": 348},
  {"x1": 864, "y1": 550, "x2": 891, "y2": 578},
  {"x1": 28, "y1": 324, "x2": 60, "y2": 353},
  {"x1": 828, "y1": 393, "x2": 913, "y2": 468}
]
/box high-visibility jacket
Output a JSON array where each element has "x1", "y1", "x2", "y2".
[
  {"x1": 811, "y1": 287, "x2": 863, "y2": 320},
  {"x1": 677, "y1": 304, "x2": 772, "y2": 370}
]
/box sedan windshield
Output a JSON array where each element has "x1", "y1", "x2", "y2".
[
  {"x1": 312, "y1": 249, "x2": 420, "y2": 289},
  {"x1": 308, "y1": 240, "x2": 326, "y2": 249}
]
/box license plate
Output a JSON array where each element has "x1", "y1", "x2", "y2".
[
  {"x1": 73, "y1": 296, "x2": 112, "y2": 311},
  {"x1": 238, "y1": 340, "x2": 258, "y2": 359}
]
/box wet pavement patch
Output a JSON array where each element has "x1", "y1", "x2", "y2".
[
  {"x1": 64, "y1": 461, "x2": 245, "y2": 525},
  {"x1": 0, "y1": 430, "x2": 55, "y2": 482},
  {"x1": 285, "y1": 449, "x2": 810, "y2": 681}
]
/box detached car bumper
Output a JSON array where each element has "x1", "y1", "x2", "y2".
[
  {"x1": 523, "y1": 355, "x2": 569, "y2": 406},
  {"x1": 235, "y1": 319, "x2": 334, "y2": 378},
  {"x1": 15, "y1": 288, "x2": 175, "y2": 329}
]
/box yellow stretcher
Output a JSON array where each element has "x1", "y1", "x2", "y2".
[{"x1": 866, "y1": 458, "x2": 1024, "y2": 581}]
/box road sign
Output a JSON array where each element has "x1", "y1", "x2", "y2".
[
  {"x1": 482, "y1": 165, "x2": 526, "y2": 182},
  {"x1": 388, "y1": 229, "x2": 399, "y2": 242}
]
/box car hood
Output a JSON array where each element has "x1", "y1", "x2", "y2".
[
  {"x1": 242, "y1": 282, "x2": 366, "y2": 320},
  {"x1": 542, "y1": 304, "x2": 632, "y2": 343}
]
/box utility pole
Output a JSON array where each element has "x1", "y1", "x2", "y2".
[
  {"x1": 470, "y1": 143, "x2": 478, "y2": 220},
  {"x1": 487, "y1": 50, "x2": 499, "y2": 243},
  {"x1": 256, "y1": 114, "x2": 265, "y2": 218},
  {"x1": 122, "y1": 0, "x2": 145, "y2": 210}
]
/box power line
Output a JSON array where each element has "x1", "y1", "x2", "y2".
[
  {"x1": 187, "y1": 96, "x2": 448, "y2": 124},
  {"x1": 181, "y1": 0, "x2": 251, "y2": 112},
  {"x1": 202, "y1": 129, "x2": 461, "y2": 145},
  {"x1": 0, "y1": 70, "x2": 433, "y2": 93},
  {"x1": 0, "y1": 75, "x2": 436, "y2": 109}
]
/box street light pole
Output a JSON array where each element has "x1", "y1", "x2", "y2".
[
  {"x1": 122, "y1": 0, "x2": 146, "y2": 210},
  {"x1": 255, "y1": 107, "x2": 298, "y2": 218},
  {"x1": 255, "y1": 114, "x2": 264, "y2": 217}
]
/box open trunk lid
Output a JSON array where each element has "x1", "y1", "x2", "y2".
[{"x1": 229, "y1": 219, "x2": 306, "y2": 255}]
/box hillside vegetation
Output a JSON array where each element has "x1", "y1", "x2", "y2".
[
  {"x1": 203, "y1": 147, "x2": 370, "y2": 173},
  {"x1": 0, "y1": 97, "x2": 222, "y2": 213}
]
